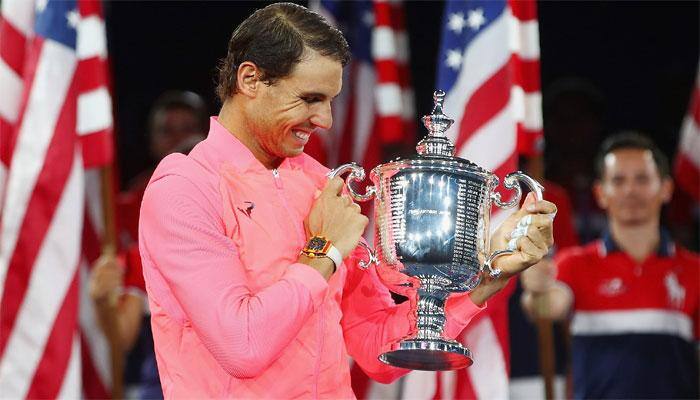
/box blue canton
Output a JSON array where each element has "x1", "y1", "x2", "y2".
[
  {"x1": 34, "y1": 0, "x2": 78, "y2": 50},
  {"x1": 436, "y1": 0, "x2": 506, "y2": 92}
]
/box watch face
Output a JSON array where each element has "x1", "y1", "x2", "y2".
[{"x1": 307, "y1": 237, "x2": 327, "y2": 252}]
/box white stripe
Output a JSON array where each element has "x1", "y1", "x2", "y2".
[
  {"x1": 508, "y1": 14, "x2": 540, "y2": 60},
  {"x1": 0, "y1": 151, "x2": 84, "y2": 398},
  {"x1": 511, "y1": 86, "x2": 542, "y2": 131},
  {"x1": 401, "y1": 370, "x2": 438, "y2": 400},
  {"x1": 79, "y1": 260, "x2": 111, "y2": 388},
  {"x1": 679, "y1": 115, "x2": 700, "y2": 169},
  {"x1": 352, "y1": 62, "x2": 375, "y2": 163},
  {"x1": 77, "y1": 87, "x2": 112, "y2": 136},
  {"x1": 77, "y1": 16, "x2": 107, "y2": 60},
  {"x1": 0, "y1": 41, "x2": 77, "y2": 297},
  {"x1": 571, "y1": 309, "x2": 694, "y2": 341},
  {"x1": 372, "y1": 26, "x2": 396, "y2": 60},
  {"x1": 0, "y1": 0, "x2": 34, "y2": 37},
  {"x1": 464, "y1": 317, "x2": 509, "y2": 400},
  {"x1": 457, "y1": 98, "x2": 517, "y2": 171},
  {"x1": 440, "y1": 370, "x2": 457, "y2": 400},
  {"x1": 375, "y1": 83, "x2": 402, "y2": 116},
  {"x1": 365, "y1": 377, "x2": 400, "y2": 399},
  {"x1": 444, "y1": 9, "x2": 511, "y2": 142},
  {"x1": 57, "y1": 334, "x2": 81, "y2": 400},
  {"x1": 0, "y1": 58, "x2": 23, "y2": 123}
]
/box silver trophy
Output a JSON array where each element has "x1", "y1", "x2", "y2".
[{"x1": 328, "y1": 90, "x2": 543, "y2": 371}]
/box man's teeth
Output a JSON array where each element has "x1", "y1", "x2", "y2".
[{"x1": 294, "y1": 131, "x2": 310, "y2": 140}]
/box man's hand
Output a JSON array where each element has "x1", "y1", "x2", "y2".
[
  {"x1": 521, "y1": 257, "x2": 557, "y2": 294},
  {"x1": 469, "y1": 192, "x2": 556, "y2": 305},
  {"x1": 89, "y1": 254, "x2": 125, "y2": 303},
  {"x1": 305, "y1": 177, "x2": 369, "y2": 258}
]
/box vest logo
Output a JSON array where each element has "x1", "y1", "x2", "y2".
[
  {"x1": 664, "y1": 272, "x2": 685, "y2": 309},
  {"x1": 598, "y1": 278, "x2": 626, "y2": 297},
  {"x1": 237, "y1": 201, "x2": 255, "y2": 218}
]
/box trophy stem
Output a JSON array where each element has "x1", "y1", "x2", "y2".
[{"x1": 379, "y1": 275, "x2": 473, "y2": 370}]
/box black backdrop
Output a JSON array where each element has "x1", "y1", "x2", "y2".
[{"x1": 105, "y1": 1, "x2": 699, "y2": 186}]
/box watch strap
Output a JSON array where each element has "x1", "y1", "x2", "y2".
[{"x1": 325, "y1": 244, "x2": 343, "y2": 270}]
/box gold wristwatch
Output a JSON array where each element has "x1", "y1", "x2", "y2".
[{"x1": 301, "y1": 236, "x2": 343, "y2": 270}]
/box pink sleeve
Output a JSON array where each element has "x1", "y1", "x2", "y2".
[
  {"x1": 139, "y1": 175, "x2": 328, "y2": 378},
  {"x1": 340, "y1": 246, "x2": 484, "y2": 384}
]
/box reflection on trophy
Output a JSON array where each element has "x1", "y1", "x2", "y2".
[{"x1": 329, "y1": 90, "x2": 543, "y2": 371}]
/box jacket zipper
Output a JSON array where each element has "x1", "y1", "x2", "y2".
[{"x1": 272, "y1": 168, "x2": 323, "y2": 397}]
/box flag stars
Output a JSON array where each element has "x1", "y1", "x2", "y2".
[
  {"x1": 66, "y1": 9, "x2": 80, "y2": 29},
  {"x1": 445, "y1": 49, "x2": 462, "y2": 70},
  {"x1": 467, "y1": 8, "x2": 486, "y2": 31},
  {"x1": 447, "y1": 12, "x2": 467, "y2": 34}
]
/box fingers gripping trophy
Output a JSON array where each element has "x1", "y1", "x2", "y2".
[{"x1": 328, "y1": 91, "x2": 544, "y2": 371}]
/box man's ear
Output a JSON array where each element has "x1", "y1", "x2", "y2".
[
  {"x1": 236, "y1": 61, "x2": 261, "y2": 98},
  {"x1": 593, "y1": 179, "x2": 608, "y2": 210}
]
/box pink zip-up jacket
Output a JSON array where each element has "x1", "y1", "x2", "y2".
[{"x1": 139, "y1": 118, "x2": 484, "y2": 398}]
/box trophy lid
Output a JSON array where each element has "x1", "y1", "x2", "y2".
[{"x1": 417, "y1": 91, "x2": 456, "y2": 157}]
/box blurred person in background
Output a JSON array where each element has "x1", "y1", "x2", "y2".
[
  {"x1": 521, "y1": 132, "x2": 699, "y2": 399},
  {"x1": 89, "y1": 90, "x2": 208, "y2": 399}
]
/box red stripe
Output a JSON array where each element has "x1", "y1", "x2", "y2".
[
  {"x1": 512, "y1": 56, "x2": 541, "y2": 93},
  {"x1": 517, "y1": 125, "x2": 543, "y2": 156},
  {"x1": 77, "y1": 57, "x2": 108, "y2": 93},
  {"x1": 455, "y1": 368, "x2": 478, "y2": 399},
  {"x1": 349, "y1": 363, "x2": 370, "y2": 399},
  {"x1": 0, "y1": 119, "x2": 14, "y2": 167},
  {"x1": 455, "y1": 63, "x2": 511, "y2": 151},
  {"x1": 0, "y1": 17, "x2": 26, "y2": 75},
  {"x1": 25, "y1": 269, "x2": 80, "y2": 399},
  {"x1": 373, "y1": 1, "x2": 392, "y2": 27},
  {"x1": 0, "y1": 47, "x2": 78, "y2": 357},
  {"x1": 80, "y1": 333, "x2": 110, "y2": 399},
  {"x1": 390, "y1": 2, "x2": 407, "y2": 31},
  {"x1": 675, "y1": 153, "x2": 700, "y2": 202},
  {"x1": 375, "y1": 59, "x2": 400, "y2": 85},
  {"x1": 79, "y1": 0, "x2": 105, "y2": 17},
  {"x1": 508, "y1": 0, "x2": 538, "y2": 21},
  {"x1": 81, "y1": 128, "x2": 114, "y2": 167}
]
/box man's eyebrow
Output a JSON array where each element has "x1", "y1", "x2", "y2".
[{"x1": 299, "y1": 92, "x2": 328, "y2": 99}]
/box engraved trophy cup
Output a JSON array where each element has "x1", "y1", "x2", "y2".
[{"x1": 329, "y1": 91, "x2": 543, "y2": 371}]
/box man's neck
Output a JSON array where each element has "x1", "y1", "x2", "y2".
[
  {"x1": 608, "y1": 219, "x2": 660, "y2": 263},
  {"x1": 218, "y1": 100, "x2": 280, "y2": 169}
]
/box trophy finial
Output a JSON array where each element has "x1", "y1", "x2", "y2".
[{"x1": 417, "y1": 90, "x2": 456, "y2": 156}]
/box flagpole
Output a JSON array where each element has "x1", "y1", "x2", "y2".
[
  {"x1": 526, "y1": 156, "x2": 555, "y2": 400},
  {"x1": 99, "y1": 164, "x2": 124, "y2": 399}
]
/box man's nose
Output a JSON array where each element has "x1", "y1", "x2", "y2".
[{"x1": 310, "y1": 102, "x2": 333, "y2": 130}]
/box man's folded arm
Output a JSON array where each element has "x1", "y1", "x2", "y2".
[{"x1": 139, "y1": 175, "x2": 328, "y2": 378}]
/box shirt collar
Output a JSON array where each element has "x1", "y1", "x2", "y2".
[
  {"x1": 205, "y1": 116, "x2": 304, "y2": 172},
  {"x1": 601, "y1": 227, "x2": 675, "y2": 258}
]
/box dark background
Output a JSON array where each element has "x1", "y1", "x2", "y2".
[{"x1": 105, "y1": 1, "x2": 699, "y2": 187}]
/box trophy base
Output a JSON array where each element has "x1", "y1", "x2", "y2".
[{"x1": 379, "y1": 339, "x2": 473, "y2": 371}]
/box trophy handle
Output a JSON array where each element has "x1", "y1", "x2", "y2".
[
  {"x1": 326, "y1": 162, "x2": 377, "y2": 202},
  {"x1": 486, "y1": 171, "x2": 545, "y2": 278},
  {"x1": 356, "y1": 241, "x2": 377, "y2": 270},
  {"x1": 491, "y1": 171, "x2": 544, "y2": 209}
]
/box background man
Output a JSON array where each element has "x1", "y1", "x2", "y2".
[
  {"x1": 522, "y1": 132, "x2": 699, "y2": 399},
  {"x1": 138, "y1": 3, "x2": 556, "y2": 398}
]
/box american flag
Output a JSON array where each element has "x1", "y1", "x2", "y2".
[
  {"x1": 0, "y1": 0, "x2": 114, "y2": 397},
  {"x1": 675, "y1": 61, "x2": 700, "y2": 202},
  {"x1": 310, "y1": 0, "x2": 414, "y2": 171},
  {"x1": 351, "y1": 1, "x2": 543, "y2": 398}
]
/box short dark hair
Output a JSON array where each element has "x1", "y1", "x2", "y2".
[
  {"x1": 594, "y1": 131, "x2": 671, "y2": 179},
  {"x1": 148, "y1": 90, "x2": 209, "y2": 134},
  {"x1": 215, "y1": 2, "x2": 350, "y2": 103}
]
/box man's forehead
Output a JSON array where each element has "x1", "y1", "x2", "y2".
[{"x1": 604, "y1": 148, "x2": 657, "y2": 174}]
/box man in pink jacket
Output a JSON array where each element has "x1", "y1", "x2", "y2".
[{"x1": 139, "y1": 3, "x2": 556, "y2": 398}]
